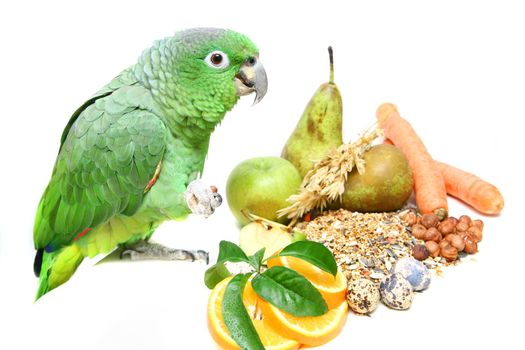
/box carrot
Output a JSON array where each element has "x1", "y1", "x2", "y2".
[
  {"x1": 384, "y1": 137, "x2": 505, "y2": 215},
  {"x1": 383, "y1": 139, "x2": 505, "y2": 215},
  {"x1": 376, "y1": 103, "x2": 448, "y2": 219},
  {"x1": 434, "y1": 161, "x2": 504, "y2": 215}
]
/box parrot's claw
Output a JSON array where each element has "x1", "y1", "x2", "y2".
[
  {"x1": 184, "y1": 180, "x2": 222, "y2": 218},
  {"x1": 120, "y1": 241, "x2": 209, "y2": 264}
]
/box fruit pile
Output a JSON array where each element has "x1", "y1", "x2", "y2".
[
  {"x1": 208, "y1": 278, "x2": 298, "y2": 350},
  {"x1": 206, "y1": 47, "x2": 505, "y2": 349},
  {"x1": 206, "y1": 240, "x2": 348, "y2": 349}
]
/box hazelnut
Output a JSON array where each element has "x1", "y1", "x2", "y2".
[
  {"x1": 440, "y1": 242, "x2": 459, "y2": 261},
  {"x1": 448, "y1": 216, "x2": 459, "y2": 226},
  {"x1": 425, "y1": 241, "x2": 440, "y2": 258},
  {"x1": 463, "y1": 234, "x2": 479, "y2": 254},
  {"x1": 455, "y1": 221, "x2": 469, "y2": 232},
  {"x1": 438, "y1": 219, "x2": 456, "y2": 235},
  {"x1": 412, "y1": 244, "x2": 430, "y2": 261},
  {"x1": 459, "y1": 215, "x2": 472, "y2": 226},
  {"x1": 457, "y1": 231, "x2": 468, "y2": 240},
  {"x1": 472, "y1": 219, "x2": 484, "y2": 231},
  {"x1": 421, "y1": 213, "x2": 440, "y2": 229},
  {"x1": 411, "y1": 224, "x2": 427, "y2": 240},
  {"x1": 467, "y1": 226, "x2": 482, "y2": 242},
  {"x1": 446, "y1": 234, "x2": 465, "y2": 252},
  {"x1": 404, "y1": 211, "x2": 417, "y2": 226},
  {"x1": 439, "y1": 239, "x2": 450, "y2": 250},
  {"x1": 424, "y1": 227, "x2": 442, "y2": 243}
]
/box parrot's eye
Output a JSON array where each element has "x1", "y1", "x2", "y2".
[{"x1": 205, "y1": 51, "x2": 230, "y2": 69}]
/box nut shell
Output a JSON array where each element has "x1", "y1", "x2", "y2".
[
  {"x1": 425, "y1": 241, "x2": 440, "y2": 257},
  {"x1": 421, "y1": 213, "x2": 440, "y2": 229},
  {"x1": 438, "y1": 219, "x2": 456, "y2": 235},
  {"x1": 472, "y1": 219, "x2": 484, "y2": 231},
  {"x1": 440, "y1": 243, "x2": 458, "y2": 261},
  {"x1": 411, "y1": 224, "x2": 427, "y2": 240},
  {"x1": 439, "y1": 239, "x2": 450, "y2": 249},
  {"x1": 403, "y1": 211, "x2": 417, "y2": 226},
  {"x1": 463, "y1": 234, "x2": 478, "y2": 254},
  {"x1": 467, "y1": 226, "x2": 482, "y2": 242},
  {"x1": 455, "y1": 221, "x2": 469, "y2": 232},
  {"x1": 424, "y1": 227, "x2": 442, "y2": 243},
  {"x1": 459, "y1": 215, "x2": 472, "y2": 226},
  {"x1": 411, "y1": 244, "x2": 430, "y2": 261},
  {"x1": 446, "y1": 234, "x2": 466, "y2": 252},
  {"x1": 448, "y1": 217, "x2": 459, "y2": 226}
]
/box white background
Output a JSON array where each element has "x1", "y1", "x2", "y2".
[{"x1": 0, "y1": 0, "x2": 523, "y2": 349}]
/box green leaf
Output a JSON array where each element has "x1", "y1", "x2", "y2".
[
  {"x1": 252, "y1": 266, "x2": 328, "y2": 317},
  {"x1": 222, "y1": 274, "x2": 264, "y2": 350},
  {"x1": 204, "y1": 262, "x2": 231, "y2": 289},
  {"x1": 279, "y1": 240, "x2": 338, "y2": 276},
  {"x1": 248, "y1": 248, "x2": 265, "y2": 272},
  {"x1": 217, "y1": 240, "x2": 250, "y2": 264}
]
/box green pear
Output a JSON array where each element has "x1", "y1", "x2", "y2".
[
  {"x1": 337, "y1": 144, "x2": 414, "y2": 212},
  {"x1": 281, "y1": 47, "x2": 343, "y2": 178}
]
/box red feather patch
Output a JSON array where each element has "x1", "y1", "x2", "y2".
[
  {"x1": 74, "y1": 228, "x2": 91, "y2": 241},
  {"x1": 144, "y1": 161, "x2": 162, "y2": 193}
]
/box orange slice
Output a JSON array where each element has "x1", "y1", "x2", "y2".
[
  {"x1": 260, "y1": 299, "x2": 348, "y2": 347},
  {"x1": 207, "y1": 277, "x2": 300, "y2": 350},
  {"x1": 267, "y1": 255, "x2": 347, "y2": 309}
]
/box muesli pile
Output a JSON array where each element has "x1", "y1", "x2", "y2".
[{"x1": 295, "y1": 208, "x2": 477, "y2": 283}]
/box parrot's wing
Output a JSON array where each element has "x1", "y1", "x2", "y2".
[
  {"x1": 58, "y1": 67, "x2": 138, "y2": 152},
  {"x1": 34, "y1": 84, "x2": 167, "y2": 251}
]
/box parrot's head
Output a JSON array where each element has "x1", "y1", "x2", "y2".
[{"x1": 137, "y1": 28, "x2": 267, "y2": 135}]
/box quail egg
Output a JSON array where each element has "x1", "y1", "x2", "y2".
[
  {"x1": 379, "y1": 273, "x2": 414, "y2": 310},
  {"x1": 346, "y1": 278, "x2": 380, "y2": 314},
  {"x1": 394, "y1": 257, "x2": 431, "y2": 291}
]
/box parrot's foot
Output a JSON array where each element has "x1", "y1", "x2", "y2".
[
  {"x1": 184, "y1": 180, "x2": 222, "y2": 218},
  {"x1": 120, "y1": 241, "x2": 209, "y2": 264}
]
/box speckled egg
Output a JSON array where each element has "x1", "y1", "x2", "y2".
[
  {"x1": 394, "y1": 257, "x2": 431, "y2": 291},
  {"x1": 346, "y1": 278, "x2": 380, "y2": 314},
  {"x1": 379, "y1": 273, "x2": 414, "y2": 310}
]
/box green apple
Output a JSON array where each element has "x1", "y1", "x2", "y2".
[
  {"x1": 239, "y1": 221, "x2": 308, "y2": 260},
  {"x1": 226, "y1": 156, "x2": 302, "y2": 225},
  {"x1": 239, "y1": 221, "x2": 293, "y2": 260}
]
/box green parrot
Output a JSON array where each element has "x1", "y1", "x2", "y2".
[{"x1": 33, "y1": 28, "x2": 267, "y2": 301}]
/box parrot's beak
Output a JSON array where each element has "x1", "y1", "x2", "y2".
[{"x1": 235, "y1": 56, "x2": 268, "y2": 105}]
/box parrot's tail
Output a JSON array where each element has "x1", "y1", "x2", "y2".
[
  {"x1": 35, "y1": 245, "x2": 84, "y2": 301},
  {"x1": 34, "y1": 249, "x2": 44, "y2": 277}
]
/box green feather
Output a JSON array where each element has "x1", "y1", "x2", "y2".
[{"x1": 36, "y1": 247, "x2": 84, "y2": 301}]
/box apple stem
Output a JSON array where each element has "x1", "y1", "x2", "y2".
[{"x1": 241, "y1": 210, "x2": 294, "y2": 232}]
